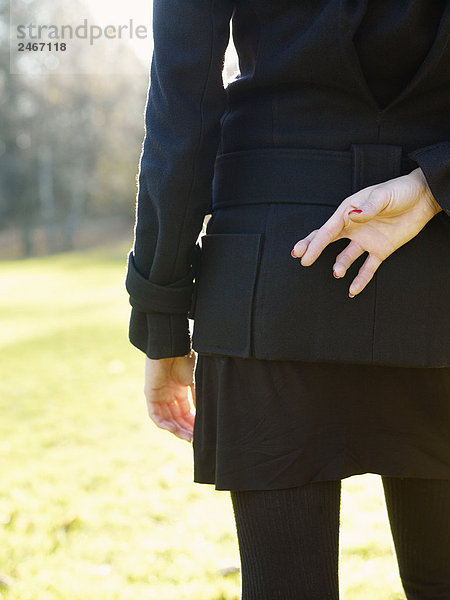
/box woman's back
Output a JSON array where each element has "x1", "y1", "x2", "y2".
[
  {"x1": 221, "y1": 0, "x2": 448, "y2": 153},
  {"x1": 126, "y1": 0, "x2": 450, "y2": 367},
  {"x1": 126, "y1": 4, "x2": 450, "y2": 596},
  {"x1": 191, "y1": 1, "x2": 450, "y2": 366}
]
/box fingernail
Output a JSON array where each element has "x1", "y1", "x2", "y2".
[
  {"x1": 349, "y1": 209, "x2": 363, "y2": 214},
  {"x1": 333, "y1": 269, "x2": 340, "y2": 279},
  {"x1": 349, "y1": 293, "x2": 355, "y2": 298},
  {"x1": 291, "y1": 249, "x2": 297, "y2": 258}
]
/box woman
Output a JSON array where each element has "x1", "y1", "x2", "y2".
[{"x1": 126, "y1": 1, "x2": 450, "y2": 598}]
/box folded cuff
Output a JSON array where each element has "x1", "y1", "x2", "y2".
[
  {"x1": 407, "y1": 142, "x2": 450, "y2": 217},
  {"x1": 129, "y1": 308, "x2": 192, "y2": 359},
  {"x1": 125, "y1": 250, "x2": 196, "y2": 314}
]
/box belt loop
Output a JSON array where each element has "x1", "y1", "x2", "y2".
[{"x1": 350, "y1": 144, "x2": 403, "y2": 194}]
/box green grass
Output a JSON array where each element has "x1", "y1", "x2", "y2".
[{"x1": 0, "y1": 241, "x2": 405, "y2": 599}]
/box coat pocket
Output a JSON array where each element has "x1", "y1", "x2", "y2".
[{"x1": 191, "y1": 233, "x2": 263, "y2": 356}]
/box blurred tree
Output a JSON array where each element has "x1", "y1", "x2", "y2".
[
  {"x1": 0, "y1": 0, "x2": 238, "y2": 257},
  {"x1": 0, "y1": 0, "x2": 149, "y2": 256}
]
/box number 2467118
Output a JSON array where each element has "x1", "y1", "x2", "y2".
[{"x1": 18, "y1": 42, "x2": 67, "y2": 51}]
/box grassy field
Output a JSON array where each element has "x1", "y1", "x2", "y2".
[{"x1": 0, "y1": 241, "x2": 406, "y2": 599}]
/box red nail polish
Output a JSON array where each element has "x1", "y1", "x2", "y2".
[
  {"x1": 349, "y1": 209, "x2": 362, "y2": 214},
  {"x1": 291, "y1": 249, "x2": 297, "y2": 257},
  {"x1": 333, "y1": 270, "x2": 339, "y2": 278}
]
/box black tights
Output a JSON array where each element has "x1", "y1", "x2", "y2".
[{"x1": 230, "y1": 477, "x2": 450, "y2": 600}]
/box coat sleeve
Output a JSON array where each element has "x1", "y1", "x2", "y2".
[
  {"x1": 407, "y1": 142, "x2": 450, "y2": 217},
  {"x1": 125, "y1": 0, "x2": 235, "y2": 359}
]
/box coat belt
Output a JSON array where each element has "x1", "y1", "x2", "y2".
[{"x1": 212, "y1": 144, "x2": 418, "y2": 210}]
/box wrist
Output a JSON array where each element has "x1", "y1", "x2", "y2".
[{"x1": 412, "y1": 167, "x2": 443, "y2": 215}]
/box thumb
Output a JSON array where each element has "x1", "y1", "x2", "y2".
[{"x1": 348, "y1": 187, "x2": 391, "y2": 223}]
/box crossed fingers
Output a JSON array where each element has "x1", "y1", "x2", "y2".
[{"x1": 291, "y1": 189, "x2": 389, "y2": 297}]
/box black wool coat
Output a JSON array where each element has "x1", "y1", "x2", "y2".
[{"x1": 126, "y1": 0, "x2": 450, "y2": 367}]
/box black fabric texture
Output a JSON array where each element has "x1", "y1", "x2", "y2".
[
  {"x1": 408, "y1": 142, "x2": 450, "y2": 217},
  {"x1": 126, "y1": 0, "x2": 450, "y2": 363},
  {"x1": 230, "y1": 477, "x2": 450, "y2": 600},
  {"x1": 230, "y1": 481, "x2": 341, "y2": 600},
  {"x1": 382, "y1": 476, "x2": 450, "y2": 600},
  {"x1": 353, "y1": 0, "x2": 445, "y2": 110},
  {"x1": 192, "y1": 354, "x2": 450, "y2": 490},
  {"x1": 192, "y1": 146, "x2": 450, "y2": 366}
]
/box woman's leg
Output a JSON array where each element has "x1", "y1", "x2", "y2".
[
  {"x1": 382, "y1": 476, "x2": 450, "y2": 600},
  {"x1": 230, "y1": 480, "x2": 341, "y2": 600}
]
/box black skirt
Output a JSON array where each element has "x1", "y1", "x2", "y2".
[{"x1": 192, "y1": 355, "x2": 450, "y2": 491}]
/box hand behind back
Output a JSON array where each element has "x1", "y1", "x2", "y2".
[
  {"x1": 143, "y1": 169, "x2": 443, "y2": 441},
  {"x1": 291, "y1": 167, "x2": 443, "y2": 297}
]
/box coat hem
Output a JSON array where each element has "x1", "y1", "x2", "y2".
[{"x1": 192, "y1": 345, "x2": 450, "y2": 368}]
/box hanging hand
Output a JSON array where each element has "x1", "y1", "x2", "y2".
[
  {"x1": 291, "y1": 167, "x2": 442, "y2": 297},
  {"x1": 144, "y1": 349, "x2": 197, "y2": 443}
]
